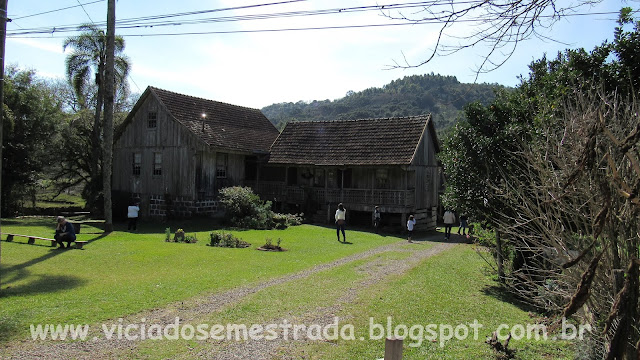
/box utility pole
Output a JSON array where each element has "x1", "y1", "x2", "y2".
[
  {"x1": 102, "y1": 0, "x2": 115, "y2": 232},
  {"x1": 0, "y1": 0, "x2": 9, "y2": 290}
]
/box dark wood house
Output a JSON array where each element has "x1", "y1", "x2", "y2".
[
  {"x1": 249, "y1": 115, "x2": 441, "y2": 229},
  {"x1": 112, "y1": 86, "x2": 280, "y2": 217}
]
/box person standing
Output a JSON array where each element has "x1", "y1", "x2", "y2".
[
  {"x1": 127, "y1": 201, "x2": 140, "y2": 231},
  {"x1": 54, "y1": 216, "x2": 76, "y2": 249},
  {"x1": 458, "y1": 213, "x2": 468, "y2": 236},
  {"x1": 443, "y1": 209, "x2": 456, "y2": 240},
  {"x1": 407, "y1": 214, "x2": 416, "y2": 243},
  {"x1": 335, "y1": 203, "x2": 347, "y2": 243},
  {"x1": 373, "y1": 205, "x2": 381, "y2": 233}
]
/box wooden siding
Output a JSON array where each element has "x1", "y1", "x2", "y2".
[{"x1": 113, "y1": 93, "x2": 246, "y2": 200}]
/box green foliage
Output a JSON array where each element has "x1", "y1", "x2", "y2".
[
  {"x1": 208, "y1": 231, "x2": 250, "y2": 248},
  {"x1": 218, "y1": 186, "x2": 303, "y2": 230},
  {"x1": 261, "y1": 73, "x2": 505, "y2": 131},
  {"x1": 261, "y1": 237, "x2": 284, "y2": 250},
  {"x1": 2, "y1": 67, "x2": 67, "y2": 215}
]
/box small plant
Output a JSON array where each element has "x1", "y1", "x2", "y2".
[
  {"x1": 259, "y1": 237, "x2": 285, "y2": 251},
  {"x1": 209, "y1": 232, "x2": 222, "y2": 246},
  {"x1": 173, "y1": 229, "x2": 185, "y2": 242},
  {"x1": 184, "y1": 234, "x2": 198, "y2": 243},
  {"x1": 164, "y1": 227, "x2": 171, "y2": 242},
  {"x1": 208, "y1": 231, "x2": 250, "y2": 248}
]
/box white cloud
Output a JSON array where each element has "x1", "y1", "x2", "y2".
[{"x1": 8, "y1": 37, "x2": 67, "y2": 54}]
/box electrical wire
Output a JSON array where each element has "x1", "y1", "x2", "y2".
[{"x1": 10, "y1": 0, "x2": 105, "y2": 20}]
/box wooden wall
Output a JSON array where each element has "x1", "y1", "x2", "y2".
[
  {"x1": 113, "y1": 92, "x2": 247, "y2": 202},
  {"x1": 411, "y1": 126, "x2": 440, "y2": 209}
]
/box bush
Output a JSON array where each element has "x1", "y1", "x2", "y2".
[
  {"x1": 219, "y1": 186, "x2": 303, "y2": 230},
  {"x1": 219, "y1": 186, "x2": 273, "y2": 229},
  {"x1": 208, "y1": 231, "x2": 250, "y2": 248},
  {"x1": 165, "y1": 228, "x2": 197, "y2": 244}
]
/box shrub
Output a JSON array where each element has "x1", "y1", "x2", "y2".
[
  {"x1": 219, "y1": 186, "x2": 273, "y2": 229},
  {"x1": 219, "y1": 186, "x2": 304, "y2": 230},
  {"x1": 208, "y1": 231, "x2": 250, "y2": 248},
  {"x1": 260, "y1": 237, "x2": 284, "y2": 251}
]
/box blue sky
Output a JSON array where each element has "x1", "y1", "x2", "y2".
[{"x1": 6, "y1": 0, "x2": 629, "y2": 108}]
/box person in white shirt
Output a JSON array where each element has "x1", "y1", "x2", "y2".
[
  {"x1": 407, "y1": 214, "x2": 416, "y2": 243},
  {"x1": 443, "y1": 209, "x2": 456, "y2": 240},
  {"x1": 335, "y1": 203, "x2": 347, "y2": 242},
  {"x1": 127, "y1": 201, "x2": 140, "y2": 231},
  {"x1": 373, "y1": 205, "x2": 381, "y2": 233}
]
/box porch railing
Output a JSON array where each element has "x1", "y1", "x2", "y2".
[{"x1": 245, "y1": 181, "x2": 415, "y2": 207}]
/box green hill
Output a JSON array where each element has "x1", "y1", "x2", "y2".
[{"x1": 262, "y1": 73, "x2": 507, "y2": 130}]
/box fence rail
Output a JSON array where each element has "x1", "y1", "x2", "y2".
[{"x1": 246, "y1": 182, "x2": 414, "y2": 207}]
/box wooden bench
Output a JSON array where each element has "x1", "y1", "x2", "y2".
[
  {"x1": 1, "y1": 232, "x2": 87, "y2": 249},
  {"x1": 73, "y1": 220, "x2": 105, "y2": 234}
]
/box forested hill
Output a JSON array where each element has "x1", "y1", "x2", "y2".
[{"x1": 261, "y1": 73, "x2": 507, "y2": 131}]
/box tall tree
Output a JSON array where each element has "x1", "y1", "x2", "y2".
[
  {"x1": 103, "y1": 0, "x2": 116, "y2": 232},
  {"x1": 63, "y1": 23, "x2": 129, "y2": 214},
  {"x1": 441, "y1": 9, "x2": 640, "y2": 358},
  {"x1": 0, "y1": 0, "x2": 8, "y2": 291},
  {"x1": 2, "y1": 67, "x2": 66, "y2": 214}
]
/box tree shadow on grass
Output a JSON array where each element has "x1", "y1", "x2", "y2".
[
  {"x1": 481, "y1": 284, "x2": 537, "y2": 313},
  {"x1": 0, "y1": 273, "x2": 85, "y2": 342}
]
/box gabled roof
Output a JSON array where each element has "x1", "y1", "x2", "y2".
[
  {"x1": 120, "y1": 86, "x2": 279, "y2": 153},
  {"x1": 268, "y1": 115, "x2": 438, "y2": 166}
]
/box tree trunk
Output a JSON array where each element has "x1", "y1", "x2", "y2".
[
  {"x1": 91, "y1": 63, "x2": 104, "y2": 195},
  {"x1": 0, "y1": 0, "x2": 9, "y2": 291},
  {"x1": 495, "y1": 228, "x2": 504, "y2": 283},
  {"x1": 102, "y1": 0, "x2": 116, "y2": 233}
]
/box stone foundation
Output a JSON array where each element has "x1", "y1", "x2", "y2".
[{"x1": 148, "y1": 194, "x2": 220, "y2": 218}]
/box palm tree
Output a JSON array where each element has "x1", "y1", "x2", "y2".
[{"x1": 63, "y1": 24, "x2": 130, "y2": 213}]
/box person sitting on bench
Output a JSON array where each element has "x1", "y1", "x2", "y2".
[{"x1": 54, "y1": 216, "x2": 76, "y2": 249}]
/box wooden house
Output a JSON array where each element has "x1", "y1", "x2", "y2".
[
  {"x1": 112, "y1": 86, "x2": 280, "y2": 217},
  {"x1": 248, "y1": 115, "x2": 441, "y2": 229}
]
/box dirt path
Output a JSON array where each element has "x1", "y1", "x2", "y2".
[{"x1": 1, "y1": 234, "x2": 464, "y2": 359}]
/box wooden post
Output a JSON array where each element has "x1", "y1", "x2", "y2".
[{"x1": 384, "y1": 337, "x2": 403, "y2": 360}]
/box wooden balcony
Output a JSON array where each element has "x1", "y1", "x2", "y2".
[{"x1": 246, "y1": 181, "x2": 415, "y2": 207}]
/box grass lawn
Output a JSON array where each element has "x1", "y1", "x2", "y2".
[
  {"x1": 0, "y1": 217, "x2": 400, "y2": 343},
  {"x1": 127, "y1": 244, "x2": 574, "y2": 359},
  {"x1": 279, "y1": 245, "x2": 575, "y2": 359},
  {"x1": 0, "y1": 218, "x2": 576, "y2": 358}
]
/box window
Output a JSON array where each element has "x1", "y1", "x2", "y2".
[
  {"x1": 153, "y1": 153, "x2": 162, "y2": 176},
  {"x1": 375, "y1": 169, "x2": 389, "y2": 189},
  {"x1": 216, "y1": 153, "x2": 228, "y2": 178},
  {"x1": 132, "y1": 153, "x2": 141, "y2": 176},
  {"x1": 148, "y1": 112, "x2": 157, "y2": 128}
]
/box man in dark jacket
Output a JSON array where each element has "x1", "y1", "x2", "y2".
[{"x1": 54, "y1": 216, "x2": 76, "y2": 249}]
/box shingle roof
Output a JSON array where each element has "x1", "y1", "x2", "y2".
[
  {"x1": 268, "y1": 115, "x2": 435, "y2": 166},
  {"x1": 149, "y1": 87, "x2": 279, "y2": 153}
]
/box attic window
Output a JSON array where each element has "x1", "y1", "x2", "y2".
[{"x1": 148, "y1": 112, "x2": 157, "y2": 128}]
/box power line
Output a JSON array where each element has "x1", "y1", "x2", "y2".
[
  {"x1": 10, "y1": 0, "x2": 105, "y2": 21},
  {"x1": 7, "y1": 11, "x2": 627, "y2": 39},
  {"x1": 76, "y1": 0, "x2": 95, "y2": 24},
  {"x1": 6, "y1": 1, "x2": 450, "y2": 36}
]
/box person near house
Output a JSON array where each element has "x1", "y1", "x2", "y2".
[
  {"x1": 335, "y1": 203, "x2": 347, "y2": 242},
  {"x1": 373, "y1": 205, "x2": 381, "y2": 233},
  {"x1": 127, "y1": 200, "x2": 140, "y2": 231},
  {"x1": 458, "y1": 213, "x2": 469, "y2": 236},
  {"x1": 407, "y1": 214, "x2": 416, "y2": 243},
  {"x1": 443, "y1": 209, "x2": 456, "y2": 240},
  {"x1": 54, "y1": 216, "x2": 76, "y2": 249}
]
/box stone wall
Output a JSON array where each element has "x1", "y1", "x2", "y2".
[{"x1": 148, "y1": 194, "x2": 220, "y2": 218}]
